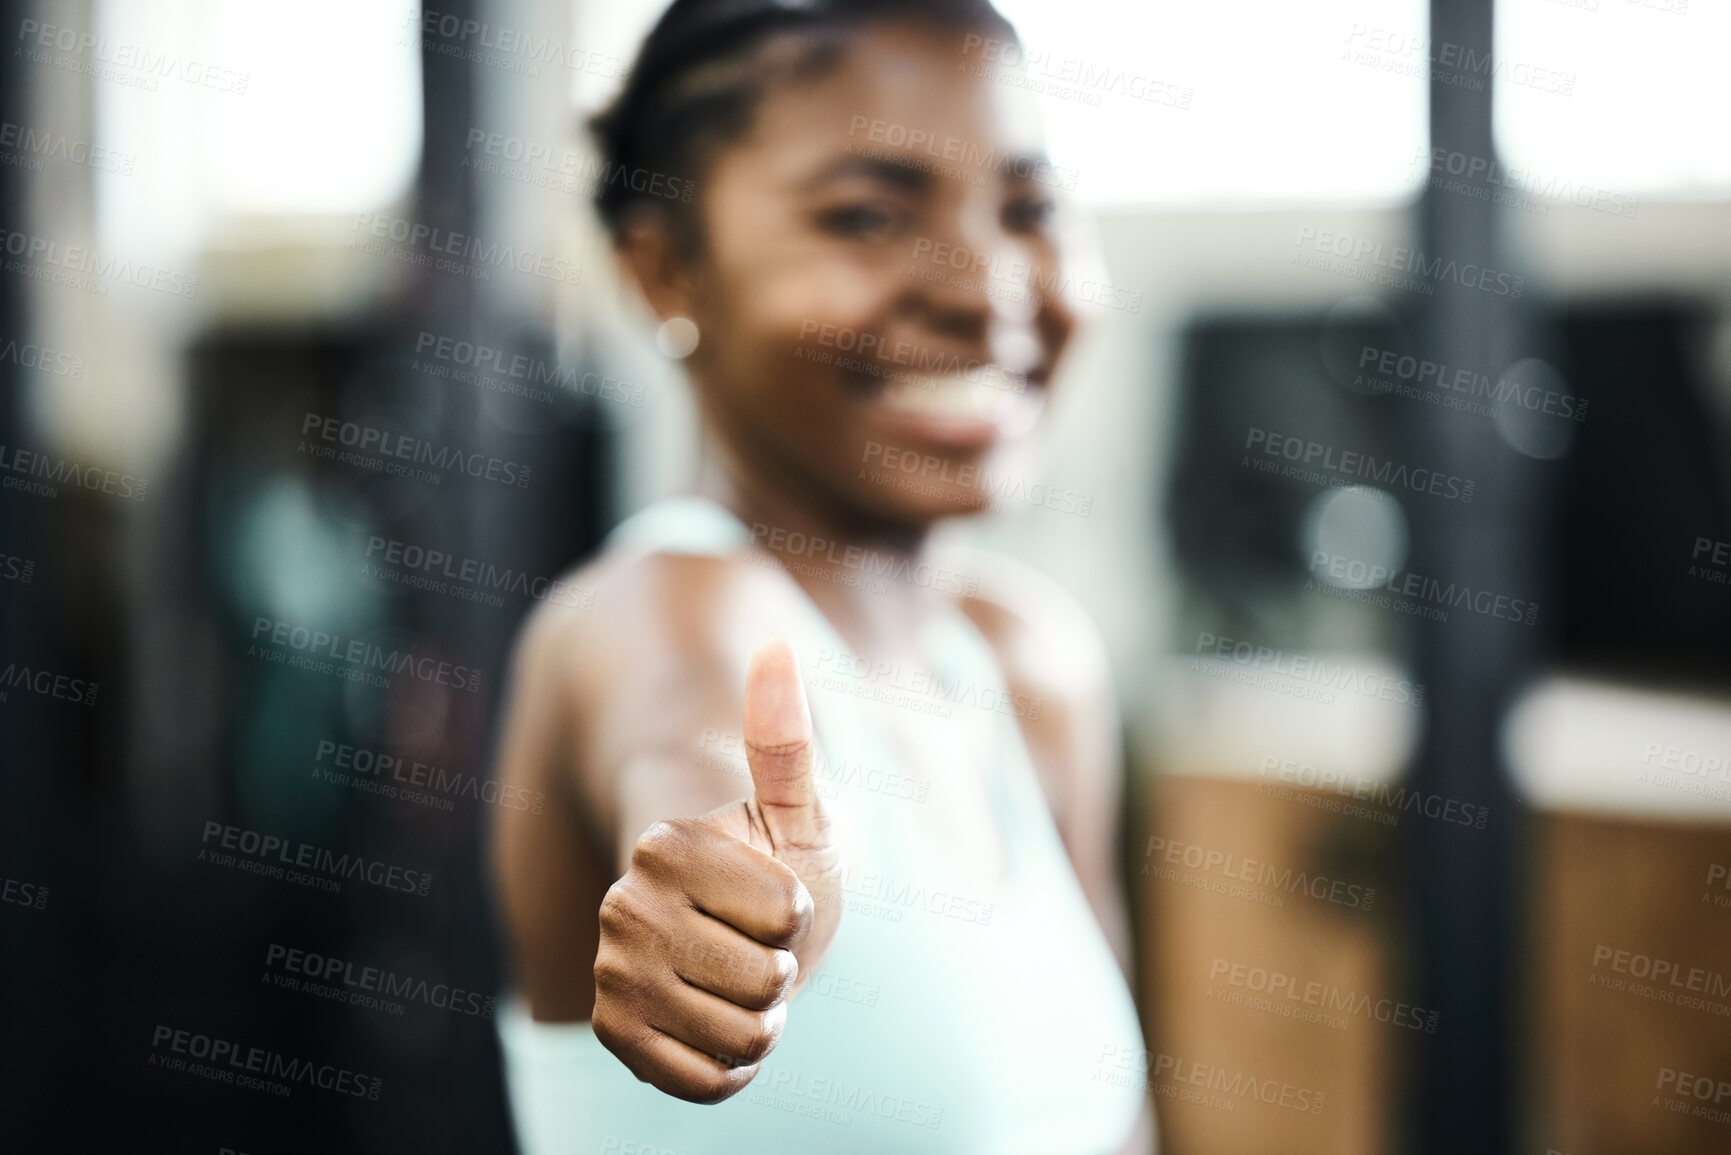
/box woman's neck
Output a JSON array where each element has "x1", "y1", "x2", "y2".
[{"x1": 693, "y1": 441, "x2": 952, "y2": 652}]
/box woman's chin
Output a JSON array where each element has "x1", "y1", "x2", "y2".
[{"x1": 851, "y1": 475, "x2": 998, "y2": 527}]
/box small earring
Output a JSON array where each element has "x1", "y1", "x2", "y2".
[{"x1": 655, "y1": 316, "x2": 700, "y2": 359}]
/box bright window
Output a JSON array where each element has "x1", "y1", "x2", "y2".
[{"x1": 1495, "y1": 0, "x2": 1731, "y2": 200}]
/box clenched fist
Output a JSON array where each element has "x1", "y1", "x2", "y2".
[{"x1": 592, "y1": 638, "x2": 843, "y2": 1103}]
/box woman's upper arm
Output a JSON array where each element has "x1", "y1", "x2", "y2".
[
  {"x1": 488, "y1": 593, "x2": 607, "y2": 1018},
  {"x1": 488, "y1": 553, "x2": 801, "y2": 1015}
]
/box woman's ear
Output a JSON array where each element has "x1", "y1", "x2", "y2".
[{"x1": 613, "y1": 210, "x2": 697, "y2": 323}]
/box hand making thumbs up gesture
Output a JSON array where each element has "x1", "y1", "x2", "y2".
[{"x1": 592, "y1": 638, "x2": 843, "y2": 1103}]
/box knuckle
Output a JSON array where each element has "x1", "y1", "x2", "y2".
[
  {"x1": 597, "y1": 886, "x2": 628, "y2": 935},
  {"x1": 592, "y1": 950, "x2": 634, "y2": 996},
  {"x1": 632, "y1": 820, "x2": 687, "y2": 873},
  {"x1": 684, "y1": 1067, "x2": 745, "y2": 1105},
  {"x1": 744, "y1": 733, "x2": 809, "y2": 759},
  {"x1": 744, "y1": 948, "x2": 794, "y2": 1009},
  {"x1": 768, "y1": 878, "x2": 813, "y2": 945},
  {"x1": 598, "y1": 880, "x2": 651, "y2": 941},
  {"x1": 734, "y1": 1015, "x2": 782, "y2": 1065},
  {"x1": 765, "y1": 948, "x2": 798, "y2": 1004}
]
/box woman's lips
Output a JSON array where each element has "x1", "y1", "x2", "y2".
[{"x1": 856, "y1": 373, "x2": 1046, "y2": 451}]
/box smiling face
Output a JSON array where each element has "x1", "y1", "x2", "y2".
[{"x1": 623, "y1": 20, "x2": 1078, "y2": 530}]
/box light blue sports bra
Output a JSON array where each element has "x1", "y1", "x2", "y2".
[{"x1": 498, "y1": 497, "x2": 1147, "y2": 1154}]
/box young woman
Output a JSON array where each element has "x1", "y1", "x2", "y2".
[{"x1": 490, "y1": 1, "x2": 1153, "y2": 1150}]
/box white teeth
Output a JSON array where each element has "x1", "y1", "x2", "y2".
[
  {"x1": 882, "y1": 376, "x2": 1002, "y2": 419},
  {"x1": 878, "y1": 374, "x2": 1045, "y2": 433},
  {"x1": 994, "y1": 330, "x2": 1042, "y2": 375}
]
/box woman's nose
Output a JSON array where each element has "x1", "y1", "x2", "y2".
[{"x1": 901, "y1": 229, "x2": 1045, "y2": 350}]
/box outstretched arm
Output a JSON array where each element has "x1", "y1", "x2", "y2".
[{"x1": 489, "y1": 554, "x2": 843, "y2": 1102}]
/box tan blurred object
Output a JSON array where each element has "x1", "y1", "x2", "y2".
[
  {"x1": 1138, "y1": 774, "x2": 1395, "y2": 1155},
  {"x1": 1529, "y1": 814, "x2": 1731, "y2": 1155},
  {"x1": 1510, "y1": 678, "x2": 1731, "y2": 1153}
]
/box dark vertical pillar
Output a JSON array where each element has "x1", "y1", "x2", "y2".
[
  {"x1": 1402, "y1": 1, "x2": 1538, "y2": 1152},
  {"x1": 0, "y1": 0, "x2": 54, "y2": 1148}
]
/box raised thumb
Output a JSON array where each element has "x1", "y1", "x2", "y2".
[{"x1": 742, "y1": 638, "x2": 824, "y2": 850}]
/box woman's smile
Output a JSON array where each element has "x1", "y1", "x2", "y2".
[{"x1": 848, "y1": 371, "x2": 1047, "y2": 452}]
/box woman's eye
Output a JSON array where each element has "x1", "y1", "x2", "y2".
[
  {"x1": 816, "y1": 203, "x2": 903, "y2": 240},
  {"x1": 1004, "y1": 197, "x2": 1056, "y2": 233}
]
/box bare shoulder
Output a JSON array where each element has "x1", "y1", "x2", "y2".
[
  {"x1": 554, "y1": 545, "x2": 793, "y2": 702},
  {"x1": 947, "y1": 546, "x2": 1129, "y2": 955},
  {"x1": 946, "y1": 546, "x2": 1114, "y2": 711},
  {"x1": 503, "y1": 541, "x2": 806, "y2": 837},
  {"x1": 945, "y1": 545, "x2": 1122, "y2": 836}
]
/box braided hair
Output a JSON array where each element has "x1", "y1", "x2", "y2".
[{"x1": 587, "y1": 0, "x2": 1019, "y2": 251}]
